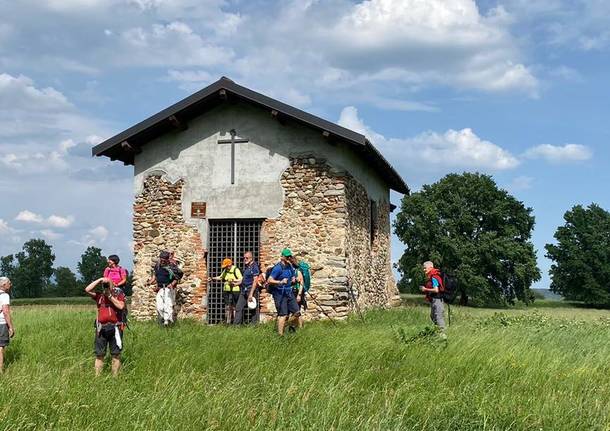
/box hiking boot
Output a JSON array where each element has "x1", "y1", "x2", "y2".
[{"x1": 288, "y1": 326, "x2": 296, "y2": 333}]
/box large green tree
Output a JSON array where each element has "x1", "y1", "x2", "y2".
[
  {"x1": 1, "y1": 239, "x2": 56, "y2": 298},
  {"x1": 54, "y1": 267, "x2": 83, "y2": 297},
  {"x1": 545, "y1": 204, "x2": 610, "y2": 305},
  {"x1": 394, "y1": 173, "x2": 540, "y2": 306},
  {"x1": 77, "y1": 246, "x2": 107, "y2": 284}
]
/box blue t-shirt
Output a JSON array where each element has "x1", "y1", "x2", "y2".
[
  {"x1": 270, "y1": 263, "x2": 295, "y2": 292},
  {"x1": 432, "y1": 278, "x2": 440, "y2": 289},
  {"x1": 241, "y1": 262, "x2": 260, "y2": 294}
]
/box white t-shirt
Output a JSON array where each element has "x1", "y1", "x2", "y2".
[{"x1": 0, "y1": 292, "x2": 10, "y2": 325}]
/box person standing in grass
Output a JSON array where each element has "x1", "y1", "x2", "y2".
[
  {"x1": 0, "y1": 277, "x2": 15, "y2": 374},
  {"x1": 210, "y1": 258, "x2": 242, "y2": 324},
  {"x1": 420, "y1": 261, "x2": 446, "y2": 331},
  {"x1": 268, "y1": 248, "x2": 300, "y2": 336},
  {"x1": 150, "y1": 250, "x2": 183, "y2": 327},
  {"x1": 234, "y1": 251, "x2": 260, "y2": 325},
  {"x1": 103, "y1": 254, "x2": 128, "y2": 293},
  {"x1": 288, "y1": 255, "x2": 306, "y2": 329},
  {"x1": 85, "y1": 277, "x2": 126, "y2": 377}
]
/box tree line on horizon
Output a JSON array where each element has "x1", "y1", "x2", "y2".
[
  {"x1": 394, "y1": 172, "x2": 610, "y2": 307},
  {"x1": 0, "y1": 243, "x2": 132, "y2": 298}
]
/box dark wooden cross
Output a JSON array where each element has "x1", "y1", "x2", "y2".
[{"x1": 217, "y1": 129, "x2": 249, "y2": 185}]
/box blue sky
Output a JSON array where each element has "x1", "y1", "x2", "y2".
[{"x1": 1, "y1": 0, "x2": 608, "y2": 288}]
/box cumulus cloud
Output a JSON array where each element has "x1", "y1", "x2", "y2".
[
  {"x1": 15, "y1": 211, "x2": 74, "y2": 228},
  {"x1": 338, "y1": 106, "x2": 519, "y2": 173},
  {"x1": 524, "y1": 144, "x2": 592, "y2": 163},
  {"x1": 0, "y1": 219, "x2": 12, "y2": 235},
  {"x1": 15, "y1": 210, "x2": 44, "y2": 224},
  {"x1": 89, "y1": 225, "x2": 109, "y2": 242}
]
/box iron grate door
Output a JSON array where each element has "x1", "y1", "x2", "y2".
[{"x1": 207, "y1": 220, "x2": 262, "y2": 324}]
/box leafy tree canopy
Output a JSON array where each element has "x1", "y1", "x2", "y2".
[
  {"x1": 1, "y1": 239, "x2": 55, "y2": 298},
  {"x1": 394, "y1": 172, "x2": 540, "y2": 306},
  {"x1": 53, "y1": 267, "x2": 83, "y2": 297},
  {"x1": 546, "y1": 204, "x2": 610, "y2": 306},
  {"x1": 77, "y1": 246, "x2": 107, "y2": 284}
]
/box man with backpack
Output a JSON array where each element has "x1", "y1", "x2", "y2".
[
  {"x1": 85, "y1": 276, "x2": 126, "y2": 376},
  {"x1": 150, "y1": 250, "x2": 183, "y2": 326},
  {"x1": 103, "y1": 254, "x2": 127, "y2": 293},
  {"x1": 234, "y1": 251, "x2": 260, "y2": 325},
  {"x1": 420, "y1": 261, "x2": 446, "y2": 331},
  {"x1": 268, "y1": 248, "x2": 300, "y2": 336},
  {"x1": 210, "y1": 258, "x2": 242, "y2": 324}
]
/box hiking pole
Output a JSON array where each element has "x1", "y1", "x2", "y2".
[
  {"x1": 307, "y1": 292, "x2": 337, "y2": 326},
  {"x1": 347, "y1": 276, "x2": 365, "y2": 323}
]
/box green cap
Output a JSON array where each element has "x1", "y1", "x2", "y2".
[{"x1": 281, "y1": 248, "x2": 293, "y2": 257}]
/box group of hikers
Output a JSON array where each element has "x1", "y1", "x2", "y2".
[{"x1": 0, "y1": 254, "x2": 445, "y2": 376}]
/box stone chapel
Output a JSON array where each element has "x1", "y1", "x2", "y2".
[{"x1": 93, "y1": 77, "x2": 409, "y2": 323}]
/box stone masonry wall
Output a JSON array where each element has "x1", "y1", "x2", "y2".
[
  {"x1": 131, "y1": 159, "x2": 398, "y2": 322},
  {"x1": 260, "y1": 156, "x2": 350, "y2": 321},
  {"x1": 344, "y1": 176, "x2": 400, "y2": 310},
  {"x1": 132, "y1": 175, "x2": 207, "y2": 320}
]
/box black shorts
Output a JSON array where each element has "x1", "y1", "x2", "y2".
[
  {"x1": 223, "y1": 291, "x2": 240, "y2": 306},
  {"x1": 0, "y1": 324, "x2": 9, "y2": 347},
  {"x1": 273, "y1": 291, "x2": 300, "y2": 317},
  {"x1": 94, "y1": 324, "x2": 122, "y2": 356}
]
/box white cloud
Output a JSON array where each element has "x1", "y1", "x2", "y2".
[
  {"x1": 15, "y1": 210, "x2": 44, "y2": 224},
  {"x1": 338, "y1": 106, "x2": 519, "y2": 172},
  {"x1": 90, "y1": 225, "x2": 109, "y2": 242},
  {"x1": 14, "y1": 211, "x2": 74, "y2": 228},
  {"x1": 39, "y1": 229, "x2": 63, "y2": 240},
  {"x1": 524, "y1": 144, "x2": 592, "y2": 163},
  {"x1": 0, "y1": 219, "x2": 12, "y2": 235},
  {"x1": 47, "y1": 215, "x2": 75, "y2": 228}
]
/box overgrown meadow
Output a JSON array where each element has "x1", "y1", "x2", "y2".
[{"x1": 1, "y1": 298, "x2": 609, "y2": 430}]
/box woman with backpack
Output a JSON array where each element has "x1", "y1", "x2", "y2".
[{"x1": 103, "y1": 254, "x2": 127, "y2": 293}]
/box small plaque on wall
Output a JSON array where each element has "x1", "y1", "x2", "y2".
[{"x1": 191, "y1": 202, "x2": 207, "y2": 218}]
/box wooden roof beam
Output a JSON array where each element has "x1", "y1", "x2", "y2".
[{"x1": 168, "y1": 115, "x2": 188, "y2": 131}]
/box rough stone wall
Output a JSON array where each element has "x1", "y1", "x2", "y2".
[
  {"x1": 131, "y1": 159, "x2": 398, "y2": 322},
  {"x1": 260, "y1": 156, "x2": 351, "y2": 320},
  {"x1": 132, "y1": 175, "x2": 207, "y2": 320},
  {"x1": 344, "y1": 175, "x2": 400, "y2": 310}
]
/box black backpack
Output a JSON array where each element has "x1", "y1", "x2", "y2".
[{"x1": 441, "y1": 272, "x2": 459, "y2": 304}]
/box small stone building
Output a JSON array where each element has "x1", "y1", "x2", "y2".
[{"x1": 93, "y1": 77, "x2": 409, "y2": 323}]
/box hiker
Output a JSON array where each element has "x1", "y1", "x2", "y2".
[
  {"x1": 289, "y1": 255, "x2": 307, "y2": 329},
  {"x1": 150, "y1": 250, "x2": 183, "y2": 326},
  {"x1": 103, "y1": 254, "x2": 127, "y2": 292},
  {"x1": 85, "y1": 277, "x2": 126, "y2": 377},
  {"x1": 234, "y1": 251, "x2": 260, "y2": 325},
  {"x1": 0, "y1": 277, "x2": 14, "y2": 374},
  {"x1": 420, "y1": 261, "x2": 446, "y2": 331},
  {"x1": 210, "y1": 258, "x2": 242, "y2": 324},
  {"x1": 268, "y1": 248, "x2": 300, "y2": 336}
]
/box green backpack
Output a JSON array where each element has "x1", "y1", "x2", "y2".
[{"x1": 296, "y1": 261, "x2": 311, "y2": 293}]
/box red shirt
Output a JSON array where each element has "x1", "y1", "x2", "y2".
[{"x1": 93, "y1": 291, "x2": 125, "y2": 324}]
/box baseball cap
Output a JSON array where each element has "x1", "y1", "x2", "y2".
[
  {"x1": 281, "y1": 248, "x2": 293, "y2": 257},
  {"x1": 221, "y1": 258, "x2": 233, "y2": 268}
]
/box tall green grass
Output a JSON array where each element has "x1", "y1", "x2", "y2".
[{"x1": 0, "y1": 301, "x2": 609, "y2": 430}]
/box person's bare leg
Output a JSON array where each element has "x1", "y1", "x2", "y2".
[
  {"x1": 225, "y1": 305, "x2": 231, "y2": 324},
  {"x1": 277, "y1": 316, "x2": 287, "y2": 336},
  {"x1": 111, "y1": 355, "x2": 121, "y2": 376},
  {"x1": 94, "y1": 356, "x2": 104, "y2": 376},
  {"x1": 298, "y1": 316, "x2": 304, "y2": 329},
  {"x1": 0, "y1": 347, "x2": 4, "y2": 374}
]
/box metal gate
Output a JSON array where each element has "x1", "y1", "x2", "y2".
[{"x1": 207, "y1": 219, "x2": 262, "y2": 324}]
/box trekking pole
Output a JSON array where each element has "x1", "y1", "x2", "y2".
[
  {"x1": 347, "y1": 276, "x2": 365, "y2": 323},
  {"x1": 307, "y1": 292, "x2": 337, "y2": 326}
]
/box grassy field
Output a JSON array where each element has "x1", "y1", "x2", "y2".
[{"x1": 1, "y1": 298, "x2": 609, "y2": 430}]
